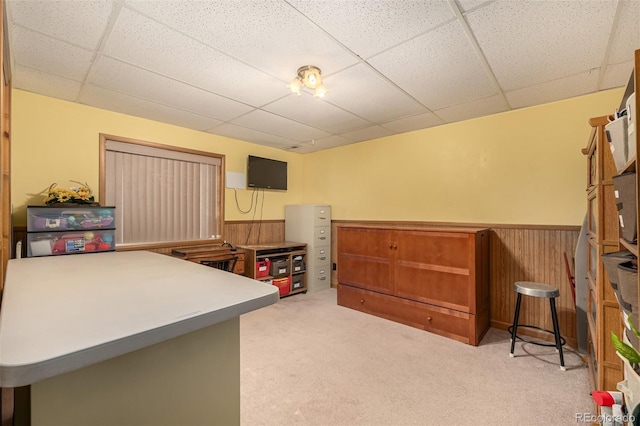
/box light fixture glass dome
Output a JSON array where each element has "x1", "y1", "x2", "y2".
[{"x1": 288, "y1": 65, "x2": 327, "y2": 97}]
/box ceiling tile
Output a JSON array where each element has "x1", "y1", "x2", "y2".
[
  {"x1": 263, "y1": 92, "x2": 371, "y2": 134},
  {"x1": 13, "y1": 65, "x2": 83, "y2": 102},
  {"x1": 602, "y1": 61, "x2": 634, "y2": 91},
  {"x1": 6, "y1": 0, "x2": 640, "y2": 154},
  {"x1": 79, "y1": 84, "x2": 223, "y2": 131},
  {"x1": 125, "y1": 0, "x2": 358, "y2": 81},
  {"x1": 288, "y1": 0, "x2": 454, "y2": 59},
  {"x1": 296, "y1": 135, "x2": 354, "y2": 152},
  {"x1": 230, "y1": 109, "x2": 330, "y2": 142},
  {"x1": 89, "y1": 56, "x2": 254, "y2": 121},
  {"x1": 340, "y1": 125, "x2": 394, "y2": 143},
  {"x1": 7, "y1": 0, "x2": 115, "y2": 50},
  {"x1": 456, "y1": 1, "x2": 495, "y2": 13},
  {"x1": 607, "y1": 0, "x2": 640, "y2": 65},
  {"x1": 381, "y1": 112, "x2": 445, "y2": 134},
  {"x1": 323, "y1": 63, "x2": 428, "y2": 123},
  {"x1": 10, "y1": 25, "x2": 94, "y2": 81},
  {"x1": 104, "y1": 7, "x2": 287, "y2": 106},
  {"x1": 368, "y1": 20, "x2": 497, "y2": 110},
  {"x1": 435, "y1": 94, "x2": 508, "y2": 123},
  {"x1": 466, "y1": 0, "x2": 617, "y2": 91},
  {"x1": 505, "y1": 71, "x2": 600, "y2": 110},
  {"x1": 209, "y1": 123, "x2": 298, "y2": 148}
]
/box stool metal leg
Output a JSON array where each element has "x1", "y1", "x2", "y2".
[
  {"x1": 549, "y1": 297, "x2": 566, "y2": 371},
  {"x1": 510, "y1": 293, "x2": 522, "y2": 357}
]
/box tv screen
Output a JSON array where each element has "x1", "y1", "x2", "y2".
[{"x1": 247, "y1": 155, "x2": 287, "y2": 190}]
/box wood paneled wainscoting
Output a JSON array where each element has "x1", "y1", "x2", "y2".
[
  {"x1": 12, "y1": 219, "x2": 579, "y2": 347},
  {"x1": 331, "y1": 221, "x2": 580, "y2": 348},
  {"x1": 12, "y1": 220, "x2": 286, "y2": 259}
]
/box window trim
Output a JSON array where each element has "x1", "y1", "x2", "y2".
[{"x1": 99, "y1": 133, "x2": 226, "y2": 251}]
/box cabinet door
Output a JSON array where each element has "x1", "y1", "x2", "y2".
[
  {"x1": 394, "y1": 230, "x2": 475, "y2": 312},
  {"x1": 337, "y1": 227, "x2": 393, "y2": 294}
]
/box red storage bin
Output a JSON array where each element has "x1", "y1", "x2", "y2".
[
  {"x1": 256, "y1": 259, "x2": 271, "y2": 278},
  {"x1": 273, "y1": 277, "x2": 290, "y2": 297}
]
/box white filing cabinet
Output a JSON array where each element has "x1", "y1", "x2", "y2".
[{"x1": 285, "y1": 204, "x2": 331, "y2": 292}]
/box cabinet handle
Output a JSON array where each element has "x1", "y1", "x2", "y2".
[
  {"x1": 319, "y1": 256, "x2": 326, "y2": 260},
  {"x1": 360, "y1": 299, "x2": 365, "y2": 304},
  {"x1": 319, "y1": 276, "x2": 326, "y2": 280},
  {"x1": 427, "y1": 316, "x2": 432, "y2": 322},
  {"x1": 319, "y1": 237, "x2": 326, "y2": 240},
  {"x1": 319, "y1": 216, "x2": 326, "y2": 220}
]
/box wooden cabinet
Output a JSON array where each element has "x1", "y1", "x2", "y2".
[
  {"x1": 239, "y1": 242, "x2": 307, "y2": 297},
  {"x1": 171, "y1": 245, "x2": 245, "y2": 275},
  {"x1": 583, "y1": 114, "x2": 625, "y2": 393},
  {"x1": 337, "y1": 226, "x2": 490, "y2": 346}
]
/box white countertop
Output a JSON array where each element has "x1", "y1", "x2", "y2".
[{"x1": 0, "y1": 251, "x2": 279, "y2": 387}]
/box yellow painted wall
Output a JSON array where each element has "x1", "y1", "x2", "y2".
[
  {"x1": 11, "y1": 90, "x2": 303, "y2": 225},
  {"x1": 12, "y1": 87, "x2": 623, "y2": 228},
  {"x1": 303, "y1": 89, "x2": 624, "y2": 226}
]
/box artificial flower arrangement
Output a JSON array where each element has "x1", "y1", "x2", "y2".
[{"x1": 43, "y1": 181, "x2": 95, "y2": 205}]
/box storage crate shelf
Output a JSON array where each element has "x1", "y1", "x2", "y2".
[{"x1": 238, "y1": 242, "x2": 307, "y2": 298}]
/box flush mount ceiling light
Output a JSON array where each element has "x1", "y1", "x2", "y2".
[{"x1": 287, "y1": 65, "x2": 328, "y2": 98}]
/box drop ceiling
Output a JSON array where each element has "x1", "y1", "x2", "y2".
[{"x1": 5, "y1": 0, "x2": 640, "y2": 153}]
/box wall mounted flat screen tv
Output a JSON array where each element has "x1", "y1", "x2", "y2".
[{"x1": 247, "y1": 155, "x2": 288, "y2": 190}]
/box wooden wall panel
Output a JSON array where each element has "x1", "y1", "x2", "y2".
[
  {"x1": 12, "y1": 221, "x2": 285, "y2": 258},
  {"x1": 128, "y1": 221, "x2": 284, "y2": 256},
  {"x1": 13, "y1": 219, "x2": 580, "y2": 347},
  {"x1": 0, "y1": 0, "x2": 9, "y2": 293}
]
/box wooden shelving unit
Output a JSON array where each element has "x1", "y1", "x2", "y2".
[
  {"x1": 239, "y1": 242, "x2": 307, "y2": 298},
  {"x1": 582, "y1": 115, "x2": 623, "y2": 393},
  {"x1": 582, "y1": 50, "x2": 640, "y2": 415}
]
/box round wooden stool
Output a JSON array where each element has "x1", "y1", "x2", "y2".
[{"x1": 509, "y1": 281, "x2": 566, "y2": 371}]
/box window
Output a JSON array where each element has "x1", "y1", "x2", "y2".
[{"x1": 99, "y1": 134, "x2": 224, "y2": 248}]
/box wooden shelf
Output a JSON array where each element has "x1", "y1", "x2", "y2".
[
  {"x1": 238, "y1": 242, "x2": 308, "y2": 298},
  {"x1": 583, "y1": 111, "x2": 624, "y2": 394},
  {"x1": 619, "y1": 238, "x2": 638, "y2": 256}
]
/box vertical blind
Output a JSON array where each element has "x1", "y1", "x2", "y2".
[{"x1": 105, "y1": 140, "x2": 221, "y2": 245}]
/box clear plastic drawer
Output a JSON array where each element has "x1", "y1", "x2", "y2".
[
  {"x1": 27, "y1": 206, "x2": 115, "y2": 232},
  {"x1": 27, "y1": 230, "x2": 116, "y2": 257}
]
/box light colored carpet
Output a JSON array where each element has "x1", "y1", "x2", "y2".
[{"x1": 240, "y1": 288, "x2": 592, "y2": 426}]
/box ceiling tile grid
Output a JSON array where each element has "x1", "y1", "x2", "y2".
[
  {"x1": 263, "y1": 93, "x2": 372, "y2": 135},
  {"x1": 5, "y1": 0, "x2": 640, "y2": 153},
  {"x1": 10, "y1": 25, "x2": 95, "y2": 82},
  {"x1": 8, "y1": 0, "x2": 114, "y2": 50},
  {"x1": 367, "y1": 19, "x2": 498, "y2": 111},
  {"x1": 287, "y1": 0, "x2": 455, "y2": 59},
  {"x1": 79, "y1": 84, "x2": 224, "y2": 131},
  {"x1": 13, "y1": 64, "x2": 83, "y2": 102},
  {"x1": 320, "y1": 63, "x2": 429, "y2": 123},
  {"x1": 465, "y1": 0, "x2": 618, "y2": 92},
  {"x1": 89, "y1": 56, "x2": 254, "y2": 122}
]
